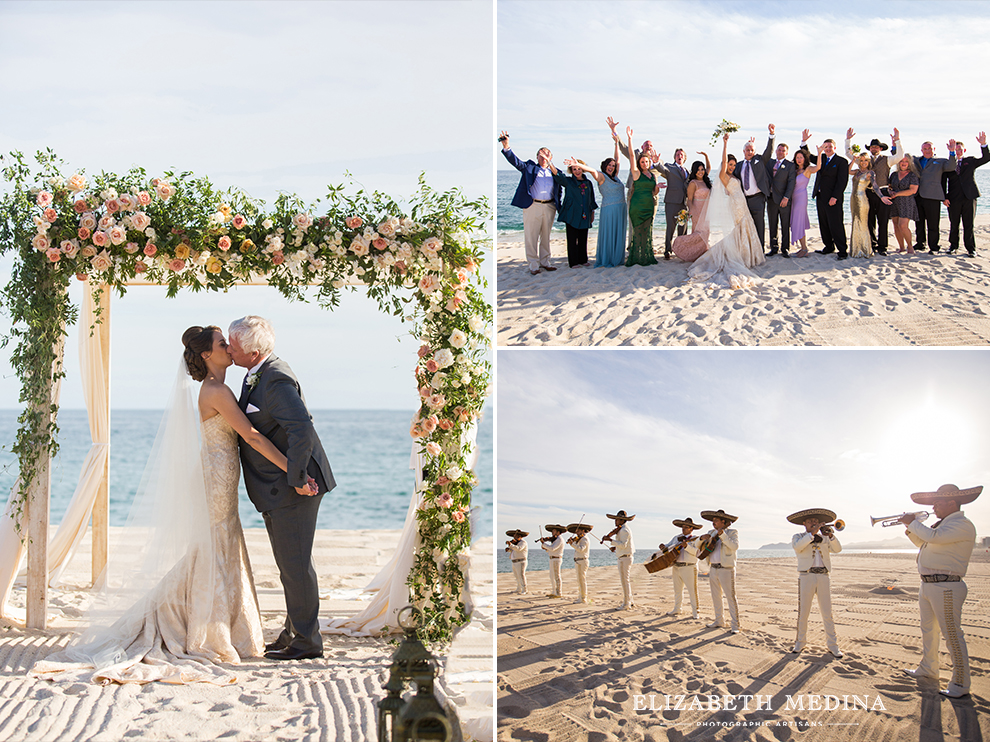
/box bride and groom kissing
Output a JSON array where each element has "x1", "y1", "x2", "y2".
[{"x1": 33, "y1": 315, "x2": 334, "y2": 685}]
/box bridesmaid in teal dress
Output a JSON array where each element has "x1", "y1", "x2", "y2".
[
  {"x1": 624, "y1": 126, "x2": 659, "y2": 266},
  {"x1": 568, "y1": 136, "x2": 627, "y2": 267}
]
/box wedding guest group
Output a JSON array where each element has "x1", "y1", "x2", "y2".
[{"x1": 499, "y1": 123, "x2": 985, "y2": 276}]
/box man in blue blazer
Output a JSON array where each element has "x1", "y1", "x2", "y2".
[{"x1": 500, "y1": 130, "x2": 562, "y2": 275}]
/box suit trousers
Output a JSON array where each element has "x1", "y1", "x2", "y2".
[
  {"x1": 512, "y1": 560, "x2": 528, "y2": 593},
  {"x1": 917, "y1": 580, "x2": 970, "y2": 693},
  {"x1": 816, "y1": 195, "x2": 848, "y2": 255},
  {"x1": 767, "y1": 198, "x2": 791, "y2": 253},
  {"x1": 709, "y1": 567, "x2": 739, "y2": 630},
  {"x1": 263, "y1": 495, "x2": 324, "y2": 653},
  {"x1": 794, "y1": 572, "x2": 839, "y2": 653},
  {"x1": 664, "y1": 202, "x2": 686, "y2": 256},
  {"x1": 746, "y1": 193, "x2": 767, "y2": 249},
  {"x1": 618, "y1": 555, "x2": 634, "y2": 607},
  {"x1": 948, "y1": 198, "x2": 978, "y2": 253},
  {"x1": 671, "y1": 564, "x2": 699, "y2": 616},
  {"x1": 575, "y1": 559, "x2": 589, "y2": 602},
  {"x1": 523, "y1": 202, "x2": 556, "y2": 271},
  {"x1": 914, "y1": 196, "x2": 943, "y2": 250},
  {"x1": 548, "y1": 557, "x2": 562, "y2": 596},
  {"x1": 867, "y1": 188, "x2": 890, "y2": 250}
]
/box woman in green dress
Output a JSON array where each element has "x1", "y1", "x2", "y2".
[{"x1": 624, "y1": 126, "x2": 659, "y2": 266}]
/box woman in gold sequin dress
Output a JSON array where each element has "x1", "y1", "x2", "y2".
[{"x1": 848, "y1": 154, "x2": 892, "y2": 258}]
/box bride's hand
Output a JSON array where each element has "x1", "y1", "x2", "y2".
[{"x1": 626, "y1": 126, "x2": 634, "y2": 139}]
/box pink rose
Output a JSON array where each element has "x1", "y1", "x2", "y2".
[
  {"x1": 419, "y1": 385, "x2": 432, "y2": 399},
  {"x1": 143, "y1": 243, "x2": 157, "y2": 257},
  {"x1": 46, "y1": 247, "x2": 61, "y2": 262},
  {"x1": 92, "y1": 230, "x2": 108, "y2": 247},
  {"x1": 426, "y1": 442, "x2": 442, "y2": 457},
  {"x1": 231, "y1": 214, "x2": 247, "y2": 230},
  {"x1": 418, "y1": 275, "x2": 440, "y2": 294},
  {"x1": 452, "y1": 510, "x2": 465, "y2": 523},
  {"x1": 436, "y1": 476, "x2": 451, "y2": 486},
  {"x1": 418, "y1": 344, "x2": 432, "y2": 358},
  {"x1": 80, "y1": 246, "x2": 97, "y2": 258},
  {"x1": 168, "y1": 258, "x2": 186, "y2": 272},
  {"x1": 108, "y1": 226, "x2": 127, "y2": 245},
  {"x1": 36, "y1": 191, "x2": 53, "y2": 208},
  {"x1": 427, "y1": 393, "x2": 446, "y2": 410},
  {"x1": 32, "y1": 234, "x2": 50, "y2": 251},
  {"x1": 124, "y1": 242, "x2": 139, "y2": 254},
  {"x1": 98, "y1": 214, "x2": 115, "y2": 230},
  {"x1": 426, "y1": 360, "x2": 439, "y2": 373},
  {"x1": 137, "y1": 191, "x2": 151, "y2": 206},
  {"x1": 217, "y1": 235, "x2": 231, "y2": 251},
  {"x1": 105, "y1": 199, "x2": 120, "y2": 214},
  {"x1": 271, "y1": 251, "x2": 284, "y2": 265},
  {"x1": 373, "y1": 237, "x2": 388, "y2": 251},
  {"x1": 345, "y1": 216, "x2": 363, "y2": 229},
  {"x1": 73, "y1": 199, "x2": 88, "y2": 214},
  {"x1": 437, "y1": 492, "x2": 454, "y2": 508},
  {"x1": 393, "y1": 260, "x2": 407, "y2": 275},
  {"x1": 67, "y1": 174, "x2": 87, "y2": 192},
  {"x1": 43, "y1": 207, "x2": 57, "y2": 223},
  {"x1": 134, "y1": 260, "x2": 148, "y2": 273},
  {"x1": 117, "y1": 194, "x2": 134, "y2": 211},
  {"x1": 77, "y1": 227, "x2": 91, "y2": 241},
  {"x1": 130, "y1": 212, "x2": 151, "y2": 231},
  {"x1": 155, "y1": 181, "x2": 174, "y2": 200},
  {"x1": 291, "y1": 213, "x2": 312, "y2": 230}
]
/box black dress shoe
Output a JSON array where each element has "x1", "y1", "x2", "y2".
[
  {"x1": 265, "y1": 640, "x2": 286, "y2": 653},
  {"x1": 816, "y1": 248, "x2": 835, "y2": 255},
  {"x1": 781, "y1": 251, "x2": 790, "y2": 258},
  {"x1": 768, "y1": 248, "x2": 778, "y2": 257},
  {"x1": 968, "y1": 250, "x2": 976, "y2": 256},
  {"x1": 947, "y1": 245, "x2": 959, "y2": 254},
  {"x1": 265, "y1": 646, "x2": 324, "y2": 661},
  {"x1": 929, "y1": 247, "x2": 940, "y2": 254},
  {"x1": 837, "y1": 254, "x2": 848, "y2": 261},
  {"x1": 876, "y1": 249, "x2": 887, "y2": 256}
]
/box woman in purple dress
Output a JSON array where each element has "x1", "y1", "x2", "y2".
[{"x1": 789, "y1": 148, "x2": 822, "y2": 258}]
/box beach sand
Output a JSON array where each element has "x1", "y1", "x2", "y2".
[
  {"x1": 496, "y1": 217, "x2": 990, "y2": 346},
  {"x1": 0, "y1": 528, "x2": 493, "y2": 741},
  {"x1": 497, "y1": 553, "x2": 990, "y2": 741}
]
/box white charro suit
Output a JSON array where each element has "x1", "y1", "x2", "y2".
[
  {"x1": 613, "y1": 524, "x2": 635, "y2": 609},
  {"x1": 571, "y1": 535, "x2": 591, "y2": 603},
  {"x1": 507, "y1": 540, "x2": 528, "y2": 594},
  {"x1": 542, "y1": 535, "x2": 564, "y2": 597},
  {"x1": 791, "y1": 531, "x2": 841, "y2": 653},
  {"x1": 906, "y1": 510, "x2": 977, "y2": 694},
  {"x1": 705, "y1": 528, "x2": 740, "y2": 630},
  {"x1": 664, "y1": 535, "x2": 699, "y2": 617}
]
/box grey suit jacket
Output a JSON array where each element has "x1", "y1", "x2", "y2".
[
  {"x1": 912, "y1": 154, "x2": 957, "y2": 200},
  {"x1": 238, "y1": 356, "x2": 336, "y2": 512},
  {"x1": 733, "y1": 136, "x2": 774, "y2": 196},
  {"x1": 767, "y1": 157, "x2": 796, "y2": 204},
  {"x1": 651, "y1": 158, "x2": 690, "y2": 205}
]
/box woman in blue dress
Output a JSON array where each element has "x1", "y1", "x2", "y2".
[{"x1": 567, "y1": 137, "x2": 627, "y2": 267}]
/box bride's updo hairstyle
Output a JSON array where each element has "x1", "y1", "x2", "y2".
[{"x1": 182, "y1": 325, "x2": 221, "y2": 381}]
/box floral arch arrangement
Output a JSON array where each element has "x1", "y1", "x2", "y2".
[{"x1": 0, "y1": 149, "x2": 491, "y2": 645}]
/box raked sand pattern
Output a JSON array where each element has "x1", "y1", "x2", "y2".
[
  {"x1": 497, "y1": 554, "x2": 990, "y2": 741},
  {"x1": 0, "y1": 528, "x2": 493, "y2": 741},
  {"x1": 496, "y1": 219, "x2": 990, "y2": 346}
]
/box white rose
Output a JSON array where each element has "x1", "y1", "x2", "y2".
[
  {"x1": 262, "y1": 218, "x2": 273, "y2": 229},
  {"x1": 448, "y1": 329, "x2": 467, "y2": 349},
  {"x1": 468, "y1": 315, "x2": 483, "y2": 332},
  {"x1": 433, "y1": 348, "x2": 454, "y2": 369}
]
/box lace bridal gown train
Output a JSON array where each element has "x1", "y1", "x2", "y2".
[
  {"x1": 32, "y1": 368, "x2": 264, "y2": 685},
  {"x1": 687, "y1": 176, "x2": 765, "y2": 289}
]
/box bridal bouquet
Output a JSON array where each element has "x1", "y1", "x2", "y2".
[
  {"x1": 710, "y1": 119, "x2": 741, "y2": 145},
  {"x1": 850, "y1": 144, "x2": 862, "y2": 154},
  {"x1": 676, "y1": 208, "x2": 690, "y2": 226}
]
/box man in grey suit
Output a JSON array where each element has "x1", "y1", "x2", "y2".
[
  {"x1": 228, "y1": 315, "x2": 336, "y2": 661},
  {"x1": 651, "y1": 148, "x2": 691, "y2": 259},
  {"x1": 734, "y1": 123, "x2": 775, "y2": 250},
  {"x1": 909, "y1": 139, "x2": 956, "y2": 253},
  {"x1": 766, "y1": 139, "x2": 796, "y2": 257}
]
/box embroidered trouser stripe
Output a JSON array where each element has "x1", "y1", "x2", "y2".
[
  {"x1": 512, "y1": 561, "x2": 527, "y2": 592},
  {"x1": 618, "y1": 555, "x2": 633, "y2": 605},
  {"x1": 795, "y1": 573, "x2": 838, "y2": 652},
  {"x1": 549, "y1": 559, "x2": 562, "y2": 595},
  {"x1": 918, "y1": 580, "x2": 969, "y2": 692},
  {"x1": 672, "y1": 564, "x2": 698, "y2": 612}
]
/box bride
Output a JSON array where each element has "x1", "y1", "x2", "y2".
[
  {"x1": 32, "y1": 325, "x2": 310, "y2": 685},
  {"x1": 687, "y1": 132, "x2": 766, "y2": 288}
]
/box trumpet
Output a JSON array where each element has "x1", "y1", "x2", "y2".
[
  {"x1": 870, "y1": 511, "x2": 929, "y2": 528},
  {"x1": 820, "y1": 519, "x2": 845, "y2": 536}
]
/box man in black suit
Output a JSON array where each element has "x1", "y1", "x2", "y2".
[
  {"x1": 942, "y1": 132, "x2": 989, "y2": 256},
  {"x1": 766, "y1": 139, "x2": 796, "y2": 257},
  {"x1": 734, "y1": 123, "x2": 775, "y2": 250},
  {"x1": 801, "y1": 131, "x2": 849, "y2": 260}
]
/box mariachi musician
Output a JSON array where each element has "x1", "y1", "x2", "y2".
[
  {"x1": 698, "y1": 509, "x2": 741, "y2": 633},
  {"x1": 505, "y1": 529, "x2": 529, "y2": 594},
  {"x1": 900, "y1": 483, "x2": 981, "y2": 698},
  {"x1": 660, "y1": 517, "x2": 703, "y2": 619},
  {"x1": 604, "y1": 510, "x2": 636, "y2": 611},
  {"x1": 788, "y1": 508, "x2": 842, "y2": 658},
  {"x1": 567, "y1": 522, "x2": 594, "y2": 604},
  {"x1": 538, "y1": 524, "x2": 567, "y2": 599}
]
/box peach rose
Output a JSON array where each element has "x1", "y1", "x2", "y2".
[
  {"x1": 421, "y1": 236, "x2": 442, "y2": 254},
  {"x1": 217, "y1": 235, "x2": 231, "y2": 251},
  {"x1": 92, "y1": 230, "x2": 108, "y2": 247},
  {"x1": 419, "y1": 385, "x2": 432, "y2": 399},
  {"x1": 377, "y1": 220, "x2": 396, "y2": 237},
  {"x1": 79, "y1": 213, "x2": 97, "y2": 231},
  {"x1": 67, "y1": 174, "x2": 87, "y2": 192},
  {"x1": 418, "y1": 275, "x2": 440, "y2": 294},
  {"x1": 77, "y1": 227, "x2": 91, "y2": 241},
  {"x1": 143, "y1": 243, "x2": 158, "y2": 257},
  {"x1": 130, "y1": 212, "x2": 151, "y2": 231},
  {"x1": 62, "y1": 241, "x2": 79, "y2": 258},
  {"x1": 345, "y1": 216, "x2": 363, "y2": 229},
  {"x1": 438, "y1": 418, "x2": 454, "y2": 431},
  {"x1": 32, "y1": 233, "x2": 51, "y2": 251},
  {"x1": 46, "y1": 247, "x2": 61, "y2": 262},
  {"x1": 36, "y1": 191, "x2": 53, "y2": 208},
  {"x1": 291, "y1": 213, "x2": 312, "y2": 230},
  {"x1": 108, "y1": 226, "x2": 127, "y2": 245},
  {"x1": 426, "y1": 442, "x2": 442, "y2": 457},
  {"x1": 424, "y1": 415, "x2": 438, "y2": 432},
  {"x1": 437, "y1": 492, "x2": 454, "y2": 508},
  {"x1": 231, "y1": 214, "x2": 247, "y2": 230},
  {"x1": 427, "y1": 393, "x2": 446, "y2": 410},
  {"x1": 117, "y1": 194, "x2": 134, "y2": 211},
  {"x1": 123, "y1": 242, "x2": 139, "y2": 254},
  {"x1": 76, "y1": 273, "x2": 89, "y2": 281},
  {"x1": 72, "y1": 199, "x2": 88, "y2": 214},
  {"x1": 134, "y1": 260, "x2": 148, "y2": 273},
  {"x1": 271, "y1": 251, "x2": 284, "y2": 265},
  {"x1": 91, "y1": 250, "x2": 112, "y2": 271},
  {"x1": 80, "y1": 245, "x2": 96, "y2": 258},
  {"x1": 168, "y1": 258, "x2": 186, "y2": 272},
  {"x1": 155, "y1": 181, "x2": 174, "y2": 200},
  {"x1": 105, "y1": 199, "x2": 120, "y2": 214},
  {"x1": 452, "y1": 510, "x2": 466, "y2": 523},
  {"x1": 43, "y1": 207, "x2": 57, "y2": 223},
  {"x1": 137, "y1": 191, "x2": 151, "y2": 206}
]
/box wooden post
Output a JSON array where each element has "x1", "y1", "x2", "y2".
[{"x1": 92, "y1": 287, "x2": 111, "y2": 584}]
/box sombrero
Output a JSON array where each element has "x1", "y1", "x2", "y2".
[
  {"x1": 606, "y1": 510, "x2": 635, "y2": 522},
  {"x1": 910, "y1": 483, "x2": 982, "y2": 506},
  {"x1": 672, "y1": 517, "x2": 703, "y2": 530},
  {"x1": 701, "y1": 509, "x2": 738, "y2": 523},
  {"x1": 505, "y1": 529, "x2": 529, "y2": 538},
  {"x1": 566, "y1": 522, "x2": 594, "y2": 533},
  {"x1": 544, "y1": 523, "x2": 567, "y2": 533},
  {"x1": 786, "y1": 508, "x2": 837, "y2": 526}
]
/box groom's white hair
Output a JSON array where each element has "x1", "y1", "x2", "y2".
[{"x1": 229, "y1": 315, "x2": 276, "y2": 355}]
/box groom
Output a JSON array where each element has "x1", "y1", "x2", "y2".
[{"x1": 228, "y1": 315, "x2": 336, "y2": 661}]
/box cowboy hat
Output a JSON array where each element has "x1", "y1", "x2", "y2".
[
  {"x1": 672, "y1": 517, "x2": 703, "y2": 530},
  {"x1": 701, "y1": 509, "x2": 738, "y2": 523},
  {"x1": 786, "y1": 508, "x2": 837, "y2": 525},
  {"x1": 910, "y1": 483, "x2": 982, "y2": 506},
  {"x1": 606, "y1": 510, "x2": 635, "y2": 521},
  {"x1": 505, "y1": 529, "x2": 529, "y2": 538},
  {"x1": 566, "y1": 522, "x2": 594, "y2": 533},
  {"x1": 867, "y1": 138, "x2": 889, "y2": 151}
]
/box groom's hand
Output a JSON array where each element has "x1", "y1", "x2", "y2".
[{"x1": 294, "y1": 477, "x2": 319, "y2": 496}]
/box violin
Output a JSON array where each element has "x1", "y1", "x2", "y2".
[{"x1": 599, "y1": 526, "x2": 622, "y2": 544}]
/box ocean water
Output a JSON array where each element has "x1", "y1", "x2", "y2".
[
  {"x1": 497, "y1": 166, "x2": 990, "y2": 237},
  {"x1": 0, "y1": 408, "x2": 493, "y2": 541}
]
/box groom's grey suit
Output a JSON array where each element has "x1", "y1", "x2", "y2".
[{"x1": 238, "y1": 355, "x2": 335, "y2": 655}]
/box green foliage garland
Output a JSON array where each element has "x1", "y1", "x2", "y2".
[{"x1": 0, "y1": 149, "x2": 491, "y2": 645}]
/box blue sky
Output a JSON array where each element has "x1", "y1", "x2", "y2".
[
  {"x1": 497, "y1": 349, "x2": 990, "y2": 550},
  {"x1": 0, "y1": 0, "x2": 493, "y2": 410},
  {"x1": 498, "y1": 0, "x2": 990, "y2": 170}
]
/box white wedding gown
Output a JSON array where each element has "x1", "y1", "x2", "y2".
[
  {"x1": 687, "y1": 176, "x2": 765, "y2": 288},
  {"x1": 32, "y1": 410, "x2": 264, "y2": 685}
]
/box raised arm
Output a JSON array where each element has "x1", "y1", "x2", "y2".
[
  {"x1": 718, "y1": 133, "x2": 731, "y2": 186},
  {"x1": 565, "y1": 158, "x2": 603, "y2": 185},
  {"x1": 804, "y1": 143, "x2": 824, "y2": 174},
  {"x1": 973, "y1": 131, "x2": 990, "y2": 167},
  {"x1": 626, "y1": 127, "x2": 640, "y2": 180},
  {"x1": 762, "y1": 123, "x2": 775, "y2": 160},
  {"x1": 698, "y1": 150, "x2": 711, "y2": 174}
]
